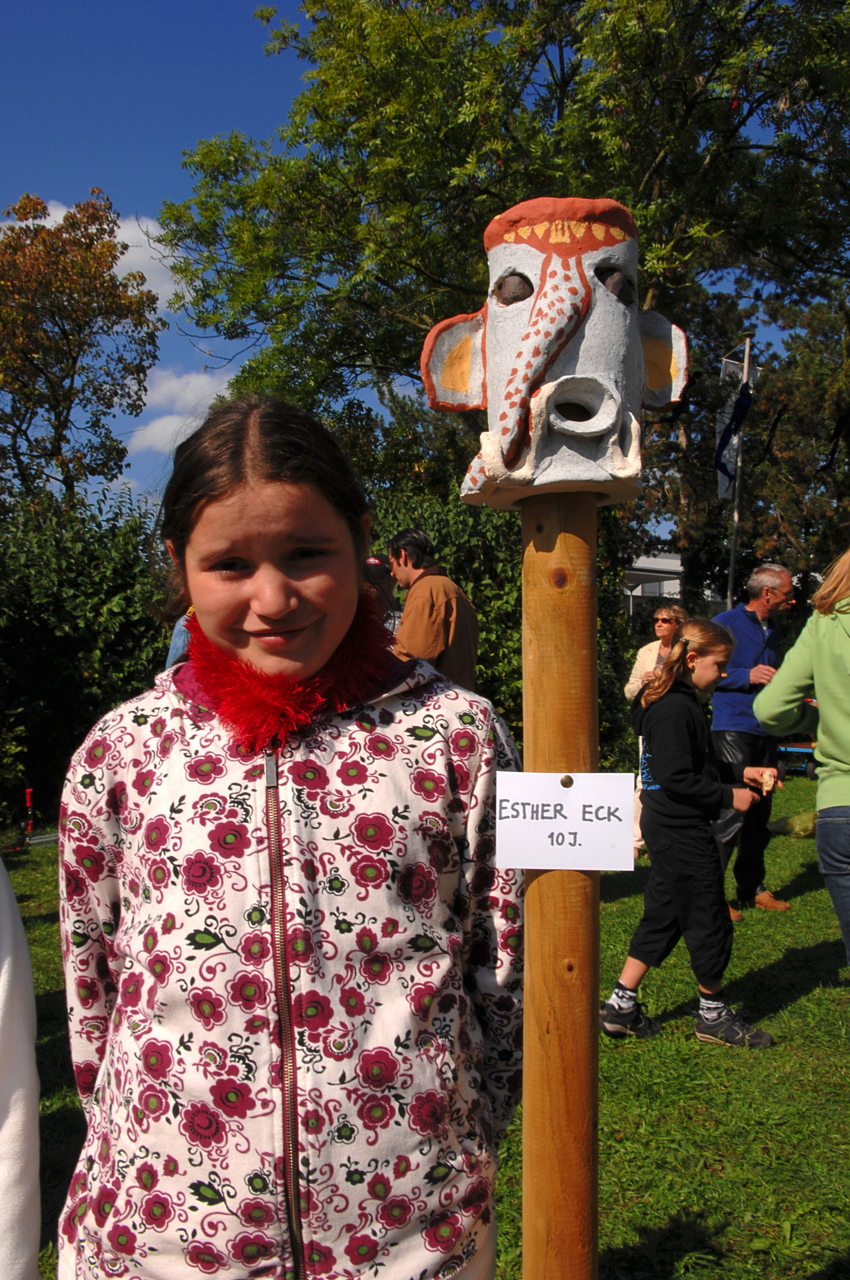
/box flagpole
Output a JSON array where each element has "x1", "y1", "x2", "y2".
[{"x1": 725, "y1": 336, "x2": 751, "y2": 609}]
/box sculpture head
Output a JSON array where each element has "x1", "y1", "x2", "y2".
[{"x1": 421, "y1": 197, "x2": 687, "y2": 508}]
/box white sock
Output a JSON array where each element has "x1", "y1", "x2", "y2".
[{"x1": 608, "y1": 982, "x2": 638, "y2": 1011}]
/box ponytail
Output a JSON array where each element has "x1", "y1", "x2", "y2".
[{"x1": 641, "y1": 618, "x2": 733, "y2": 706}]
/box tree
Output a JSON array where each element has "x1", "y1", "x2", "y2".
[
  {"x1": 0, "y1": 489, "x2": 169, "y2": 822},
  {"x1": 157, "y1": 0, "x2": 850, "y2": 761},
  {"x1": 158, "y1": 0, "x2": 850, "y2": 409},
  {"x1": 0, "y1": 190, "x2": 165, "y2": 497},
  {"x1": 724, "y1": 287, "x2": 850, "y2": 588}
]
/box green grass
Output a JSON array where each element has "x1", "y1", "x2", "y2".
[
  {"x1": 495, "y1": 775, "x2": 850, "y2": 1278},
  {"x1": 8, "y1": 778, "x2": 850, "y2": 1278}
]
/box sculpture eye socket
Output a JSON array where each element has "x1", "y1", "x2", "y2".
[
  {"x1": 596, "y1": 267, "x2": 635, "y2": 306},
  {"x1": 494, "y1": 273, "x2": 534, "y2": 305}
]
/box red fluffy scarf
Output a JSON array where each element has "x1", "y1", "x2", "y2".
[{"x1": 176, "y1": 595, "x2": 401, "y2": 753}]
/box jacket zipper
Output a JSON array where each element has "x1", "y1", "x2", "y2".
[{"x1": 265, "y1": 747, "x2": 305, "y2": 1279}]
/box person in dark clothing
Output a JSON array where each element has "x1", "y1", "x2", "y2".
[
  {"x1": 600, "y1": 619, "x2": 779, "y2": 1048},
  {"x1": 712, "y1": 563, "x2": 796, "y2": 915}
]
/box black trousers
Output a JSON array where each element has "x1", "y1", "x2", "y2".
[
  {"x1": 712, "y1": 730, "x2": 777, "y2": 898},
  {"x1": 630, "y1": 813, "x2": 734, "y2": 987}
]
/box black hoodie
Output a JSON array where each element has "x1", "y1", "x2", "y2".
[{"x1": 632, "y1": 681, "x2": 741, "y2": 827}]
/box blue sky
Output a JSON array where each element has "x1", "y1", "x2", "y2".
[{"x1": 2, "y1": 0, "x2": 305, "y2": 495}]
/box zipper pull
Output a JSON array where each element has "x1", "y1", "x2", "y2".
[{"x1": 264, "y1": 748, "x2": 278, "y2": 788}]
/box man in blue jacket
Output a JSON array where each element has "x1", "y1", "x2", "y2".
[{"x1": 713, "y1": 564, "x2": 796, "y2": 916}]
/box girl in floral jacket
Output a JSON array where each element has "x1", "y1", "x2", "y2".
[{"x1": 58, "y1": 399, "x2": 523, "y2": 1280}]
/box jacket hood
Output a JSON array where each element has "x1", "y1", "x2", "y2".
[{"x1": 630, "y1": 680, "x2": 698, "y2": 735}]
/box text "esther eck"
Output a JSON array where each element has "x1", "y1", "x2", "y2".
[{"x1": 498, "y1": 801, "x2": 622, "y2": 823}]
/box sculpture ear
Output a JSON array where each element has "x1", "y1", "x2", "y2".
[
  {"x1": 421, "y1": 309, "x2": 487, "y2": 411},
  {"x1": 639, "y1": 311, "x2": 688, "y2": 409}
]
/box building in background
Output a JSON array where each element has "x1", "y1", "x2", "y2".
[{"x1": 624, "y1": 554, "x2": 725, "y2": 613}]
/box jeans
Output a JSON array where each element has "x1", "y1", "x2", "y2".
[{"x1": 817, "y1": 807, "x2": 850, "y2": 966}]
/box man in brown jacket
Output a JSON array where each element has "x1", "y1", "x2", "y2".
[{"x1": 388, "y1": 530, "x2": 479, "y2": 691}]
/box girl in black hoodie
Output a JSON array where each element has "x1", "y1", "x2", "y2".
[{"x1": 600, "y1": 619, "x2": 778, "y2": 1048}]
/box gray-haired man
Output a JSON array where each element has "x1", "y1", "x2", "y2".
[{"x1": 712, "y1": 564, "x2": 796, "y2": 916}]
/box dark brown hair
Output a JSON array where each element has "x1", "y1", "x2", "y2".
[
  {"x1": 159, "y1": 397, "x2": 368, "y2": 618},
  {"x1": 387, "y1": 529, "x2": 437, "y2": 569}
]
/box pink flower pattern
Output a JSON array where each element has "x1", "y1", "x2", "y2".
[{"x1": 58, "y1": 660, "x2": 522, "y2": 1279}]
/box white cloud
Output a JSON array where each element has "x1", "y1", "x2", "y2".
[
  {"x1": 45, "y1": 199, "x2": 70, "y2": 223},
  {"x1": 145, "y1": 366, "x2": 232, "y2": 413},
  {"x1": 128, "y1": 365, "x2": 234, "y2": 457},
  {"x1": 127, "y1": 414, "x2": 197, "y2": 457},
  {"x1": 118, "y1": 215, "x2": 176, "y2": 308}
]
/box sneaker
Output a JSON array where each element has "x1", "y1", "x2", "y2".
[
  {"x1": 694, "y1": 1007, "x2": 774, "y2": 1048},
  {"x1": 740, "y1": 889, "x2": 791, "y2": 912},
  {"x1": 728, "y1": 900, "x2": 743, "y2": 923},
  {"x1": 599, "y1": 1000, "x2": 661, "y2": 1039}
]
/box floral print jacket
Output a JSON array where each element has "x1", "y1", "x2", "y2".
[{"x1": 58, "y1": 659, "x2": 523, "y2": 1280}]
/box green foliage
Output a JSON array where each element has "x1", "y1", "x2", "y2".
[
  {"x1": 635, "y1": 283, "x2": 850, "y2": 608},
  {"x1": 597, "y1": 505, "x2": 636, "y2": 769},
  {"x1": 738, "y1": 287, "x2": 850, "y2": 582},
  {"x1": 156, "y1": 0, "x2": 850, "y2": 639},
  {"x1": 0, "y1": 490, "x2": 168, "y2": 822},
  {"x1": 159, "y1": 0, "x2": 850, "y2": 410},
  {"x1": 494, "y1": 775, "x2": 850, "y2": 1278}
]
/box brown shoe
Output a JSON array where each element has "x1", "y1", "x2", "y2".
[
  {"x1": 746, "y1": 889, "x2": 791, "y2": 912},
  {"x1": 728, "y1": 900, "x2": 743, "y2": 923}
]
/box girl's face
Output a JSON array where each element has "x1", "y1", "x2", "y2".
[
  {"x1": 654, "y1": 613, "x2": 679, "y2": 646},
  {"x1": 685, "y1": 646, "x2": 732, "y2": 700},
  {"x1": 173, "y1": 481, "x2": 369, "y2": 679}
]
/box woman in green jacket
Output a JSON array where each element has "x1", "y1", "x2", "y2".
[{"x1": 754, "y1": 550, "x2": 850, "y2": 966}]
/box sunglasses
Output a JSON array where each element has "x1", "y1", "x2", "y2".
[{"x1": 655, "y1": 616, "x2": 675, "y2": 624}]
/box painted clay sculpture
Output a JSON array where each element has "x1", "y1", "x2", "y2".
[{"x1": 421, "y1": 197, "x2": 688, "y2": 508}]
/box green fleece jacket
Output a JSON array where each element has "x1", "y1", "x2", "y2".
[{"x1": 753, "y1": 606, "x2": 850, "y2": 810}]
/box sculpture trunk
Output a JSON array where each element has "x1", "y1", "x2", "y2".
[{"x1": 521, "y1": 491, "x2": 599, "y2": 1280}]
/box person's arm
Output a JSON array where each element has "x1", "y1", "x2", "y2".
[
  {"x1": 393, "y1": 583, "x2": 448, "y2": 665},
  {"x1": 753, "y1": 621, "x2": 819, "y2": 737},
  {"x1": 59, "y1": 740, "x2": 122, "y2": 1117},
  {"x1": 624, "y1": 643, "x2": 655, "y2": 701},
  {"x1": 456, "y1": 712, "x2": 523, "y2": 1148},
  {"x1": 715, "y1": 614, "x2": 776, "y2": 689}
]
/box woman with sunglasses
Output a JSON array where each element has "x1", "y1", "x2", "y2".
[{"x1": 625, "y1": 606, "x2": 690, "y2": 702}]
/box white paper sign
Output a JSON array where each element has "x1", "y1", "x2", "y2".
[{"x1": 495, "y1": 772, "x2": 635, "y2": 871}]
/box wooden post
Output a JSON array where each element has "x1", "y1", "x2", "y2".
[{"x1": 521, "y1": 490, "x2": 599, "y2": 1280}]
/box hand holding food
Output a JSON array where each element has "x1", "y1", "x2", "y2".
[{"x1": 742, "y1": 766, "x2": 781, "y2": 792}]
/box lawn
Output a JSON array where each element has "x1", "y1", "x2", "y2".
[{"x1": 8, "y1": 775, "x2": 850, "y2": 1278}]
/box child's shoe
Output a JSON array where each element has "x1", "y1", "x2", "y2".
[
  {"x1": 694, "y1": 1006, "x2": 774, "y2": 1048},
  {"x1": 599, "y1": 1000, "x2": 660, "y2": 1039}
]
